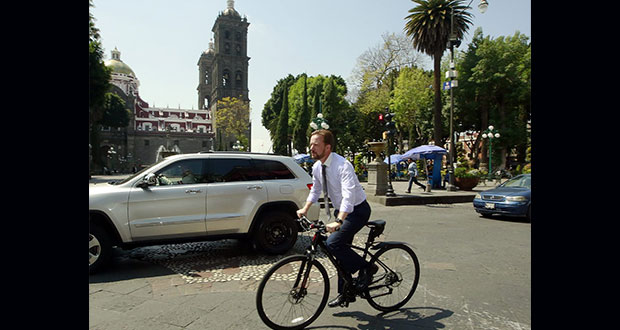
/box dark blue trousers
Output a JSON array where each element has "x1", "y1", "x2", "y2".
[{"x1": 325, "y1": 200, "x2": 371, "y2": 293}]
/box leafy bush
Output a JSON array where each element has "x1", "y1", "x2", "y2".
[
  {"x1": 453, "y1": 167, "x2": 486, "y2": 179},
  {"x1": 454, "y1": 167, "x2": 481, "y2": 178},
  {"x1": 354, "y1": 154, "x2": 367, "y2": 181}
]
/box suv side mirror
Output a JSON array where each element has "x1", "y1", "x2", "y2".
[{"x1": 137, "y1": 173, "x2": 158, "y2": 188}]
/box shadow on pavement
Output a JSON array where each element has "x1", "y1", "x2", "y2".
[
  {"x1": 313, "y1": 306, "x2": 454, "y2": 330},
  {"x1": 89, "y1": 233, "x2": 364, "y2": 284},
  {"x1": 89, "y1": 249, "x2": 177, "y2": 283}
]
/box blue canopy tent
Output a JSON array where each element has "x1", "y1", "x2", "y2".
[
  {"x1": 293, "y1": 153, "x2": 312, "y2": 164},
  {"x1": 384, "y1": 154, "x2": 406, "y2": 179},
  {"x1": 401, "y1": 145, "x2": 448, "y2": 189},
  {"x1": 383, "y1": 154, "x2": 404, "y2": 164}
]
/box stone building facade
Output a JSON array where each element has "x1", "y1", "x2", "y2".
[
  {"x1": 197, "y1": 0, "x2": 251, "y2": 151},
  {"x1": 96, "y1": 1, "x2": 251, "y2": 172},
  {"x1": 98, "y1": 48, "x2": 215, "y2": 171}
]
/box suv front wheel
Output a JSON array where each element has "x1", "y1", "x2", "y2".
[
  {"x1": 253, "y1": 210, "x2": 298, "y2": 254},
  {"x1": 89, "y1": 223, "x2": 112, "y2": 273}
]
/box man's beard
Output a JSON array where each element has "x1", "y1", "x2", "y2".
[{"x1": 311, "y1": 150, "x2": 323, "y2": 160}]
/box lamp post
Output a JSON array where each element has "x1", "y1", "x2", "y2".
[
  {"x1": 383, "y1": 107, "x2": 397, "y2": 197},
  {"x1": 482, "y1": 125, "x2": 500, "y2": 180},
  {"x1": 309, "y1": 113, "x2": 329, "y2": 131},
  {"x1": 106, "y1": 146, "x2": 116, "y2": 174},
  {"x1": 232, "y1": 140, "x2": 242, "y2": 151},
  {"x1": 446, "y1": 0, "x2": 489, "y2": 191}
]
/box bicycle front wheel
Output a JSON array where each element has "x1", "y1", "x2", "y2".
[
  {"x1": 256, "y1": 255, "x2": 330, "y2": 330},
  {"x1": 366, "y1": 243, "x2": 420, "y2": 312}
]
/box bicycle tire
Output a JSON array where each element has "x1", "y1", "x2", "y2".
[
  {"x1": 256, "y1": 255, "x2": 330, "y2": 330},
  {"x1": 365, "y1": 243, "x2": 420, "y2": 312}
]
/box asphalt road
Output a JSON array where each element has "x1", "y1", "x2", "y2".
[{"x1": 89, "y1": 201, "x2": 531, "y2": 329}]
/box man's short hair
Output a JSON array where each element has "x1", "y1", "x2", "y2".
[{"x1": 311, "y1": 129, "x2": 335, "y2": 149}]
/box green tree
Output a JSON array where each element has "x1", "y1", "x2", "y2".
[
  {"x1": 90, "y1": 0, "x2": 112, "y2": 170},
  {"x1": 390, "y1": 66, "x2": 434, "y2": 146},
  {"x1": 308, "y1": 75, "x2": 324, "y2": 124},
  {"x1": 456, "y1": 28, "x2": 531, "y2": 167},
  {"x1": 89, "y1": 1, "x2": 111, "y2": 126},
  {"x1": 320, "y1": 76, "x2": 343, "y2": 149},
  {"x1": 273, "y1": 87, "x2": 290, "y2": 156},
  {"x1": 354, "y1": 85, "x2": 391, "y2": 143},
  {"x1": 261, "y1": 74, "x2": 296, "y2": 142},
  {"x1": 216, "y1": 96, "x2": 250, "y2": 150},
  {"x1": 292, "y1": 74, "x2": 310, "y2": 153},
  {"x1": 264, "y1": 74, "x2": 355, "y2": 155},
  {"x1": 99, "y1": 93, "x2": 130, "y2": 128},
  {"x1": 404, "y1": 0, "x2": 473, "y2": 146}
]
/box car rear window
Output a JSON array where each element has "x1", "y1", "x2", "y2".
[
  {"x1": 205, "y1": 158, "x2": 260, "y2": 183},
  {"x1": 252, "y1": 159, "x2": 296, "y2": 180}
]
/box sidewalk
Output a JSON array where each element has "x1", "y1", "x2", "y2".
[{"x1": 362, "y1": 179, "x2": 501, "y2": 206}]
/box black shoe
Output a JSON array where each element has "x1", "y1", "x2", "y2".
[
  {"x1": 328, "y1": 294, "x2": 355, "y2": 308},
  {"x1": 356, "y1": 264, "x2": 379, "y2": 290}
]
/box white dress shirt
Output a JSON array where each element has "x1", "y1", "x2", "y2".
[{"x1": 307, "y1": 152, "x2": 366, "y2": 214}]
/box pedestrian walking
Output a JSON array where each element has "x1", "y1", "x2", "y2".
[{"x1": 406, "y1": 159, "x2": 426, "y2": 193}]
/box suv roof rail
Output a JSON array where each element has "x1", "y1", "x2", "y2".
[{"x1": 197, "y1": 150, "x2": 277, "y2": 156}]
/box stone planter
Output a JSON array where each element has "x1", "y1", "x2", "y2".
[{"x1": 454, "y1": 177, "x2": 479, "y2": 191}]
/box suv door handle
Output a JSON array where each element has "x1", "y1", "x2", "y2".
[
  {"x1": 247, "y1": 185, "x2": 263, "y2": 190},
  {"x1": 185, "y1": 189, "x2": 202, "y2": 194}
]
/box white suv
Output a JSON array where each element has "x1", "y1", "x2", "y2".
[{"x1": 89, "y1": 152, "x2": 319, "y2": 273}]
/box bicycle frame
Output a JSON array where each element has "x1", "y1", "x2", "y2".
[{"x1": 298, "y1": 217, "x2": 396, "y2": 299}]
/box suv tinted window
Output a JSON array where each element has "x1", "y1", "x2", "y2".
[
  {"x1": 253, "y1": 159, "x2": 296, "y2": 180},
  {"x1": 155, "y1": 159, "x2": 206, "y2": 185},
  {"x1": 206, "y1": 158, "x2": 260, "y2": 183}
]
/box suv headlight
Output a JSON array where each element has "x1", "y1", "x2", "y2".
[{"x1": 506, "y1": 196, "x2": 528, "y2": 202}]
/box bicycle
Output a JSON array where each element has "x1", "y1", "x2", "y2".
[{"x1": 256, "y1": 216, "x2": 420, "y2": 330}]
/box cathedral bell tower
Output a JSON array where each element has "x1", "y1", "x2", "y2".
[{"x1": 197, "y1": 0, "x2": 250, "y2": 150}]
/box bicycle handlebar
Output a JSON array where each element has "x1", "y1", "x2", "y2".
[{"x1": 297, "y1": 216, "x2": 339, "y2": 233}]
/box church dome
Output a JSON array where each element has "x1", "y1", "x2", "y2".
[
  {"x1": 104, "y1": 47, "x2": 136, "y2": 77},
  {"x1": 222, "y1": 0, "x2": 240, "y2": 17}
]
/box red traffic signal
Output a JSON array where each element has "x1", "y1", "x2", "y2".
[{"x1": 378, "y1": 113, "x2": 384, "y2": 121}]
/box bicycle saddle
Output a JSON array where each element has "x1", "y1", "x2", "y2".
[{"x1": 366, "y1": 220, "x2": 386, "y2": 241}]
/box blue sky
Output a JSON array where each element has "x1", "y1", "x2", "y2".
[{"x1": 91, "y1": 0, "x2": 531, "y2": 153}]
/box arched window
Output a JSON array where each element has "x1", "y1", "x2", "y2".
[
  {"x1": 222, "y1": 69, "x2": 230, "y2": 88},
  {"x1": 235, "y1": 71, "x2": 243, "y2": 88}
]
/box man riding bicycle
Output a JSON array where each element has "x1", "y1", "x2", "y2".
[{"x1": 296, "y1": 129, "x2": 378, "y2": 308}]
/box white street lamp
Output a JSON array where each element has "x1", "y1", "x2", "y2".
[
  {"x1": 482, "y1": 125, "x2": 500, "y2": 179},
  {"x1": 478, "y1": 0, "x2": 489, "y2": 14},
  {"x1": 446, "y1": 0, "x2": 489, "y2": 191}
]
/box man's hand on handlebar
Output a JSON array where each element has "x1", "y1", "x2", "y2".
[
  {"x1": 296, "y1": 212, "x2": 340, "y2": 233},
  {"x1": 325, "y1": 222, "x2": 341, "y2": 233}
]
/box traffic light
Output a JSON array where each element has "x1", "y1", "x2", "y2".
[
  {"x1": 378, "y1": 113, "x2": 384, "y2": 122},
  {"x1": 384, "y1": 112, "x2": 396, "y2": 137}
]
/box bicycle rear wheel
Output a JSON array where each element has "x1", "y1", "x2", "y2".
[
  {"x1": 365, "y1": 243, "x2": 420, "y2": 312},
  {"x1": 256, "y1": 255, "x2": 330, "y2": 330}
]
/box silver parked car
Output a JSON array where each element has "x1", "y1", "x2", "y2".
[{"x1": 89, "y1": 152, "x2": 320, "y2": 273}]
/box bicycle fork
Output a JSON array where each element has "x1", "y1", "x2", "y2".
[{"x1": 289, "y1": 258, "x2": 314, "y2": 304}]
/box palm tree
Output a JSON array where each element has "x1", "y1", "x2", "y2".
[{"x1": 404, "y1": 0, "x2": 473, "y2": 146}]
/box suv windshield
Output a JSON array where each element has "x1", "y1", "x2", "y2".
[{"x1": 115, "y1": 163, "x2": 156, "y2": 185}]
